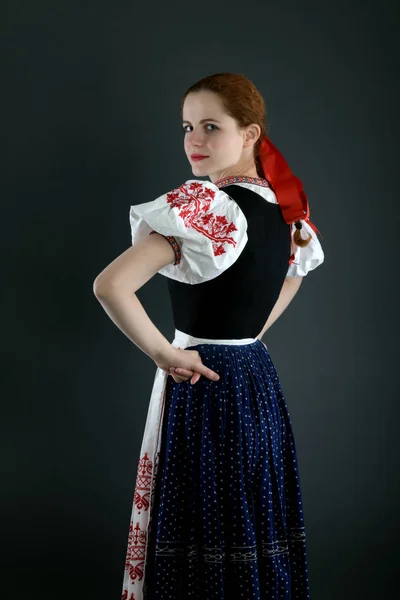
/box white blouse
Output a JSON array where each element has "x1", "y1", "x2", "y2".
[{"x1": 129, "y1": 178, "x2": 324, "y2": 284}]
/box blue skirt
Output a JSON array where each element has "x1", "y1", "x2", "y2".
[{"x1": 142, "y1": 330, "x2": 311, "y2": 599}]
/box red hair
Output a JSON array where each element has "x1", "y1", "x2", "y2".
[{"x1": 181, "y1": 72, "x2": 312, "y2": 249}]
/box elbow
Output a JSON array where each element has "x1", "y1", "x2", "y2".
[
  {"x1": 93, "y1": 276, "x2": 131, "y2": 299},
  {"x1": 93, "y1": 276, "x2": 112, "y2": 298}
]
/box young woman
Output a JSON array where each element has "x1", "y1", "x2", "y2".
[{"x1": 94, "y1": 72, "x2": 324, "y2": 600}]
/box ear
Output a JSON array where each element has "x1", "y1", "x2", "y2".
[{"x1": 243, "y1": 123, "x2": 261, "y2": 148}]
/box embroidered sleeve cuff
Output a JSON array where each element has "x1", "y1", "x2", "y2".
[{"x1": 149, "y1": 231, "x2": 182, "y2": 266}]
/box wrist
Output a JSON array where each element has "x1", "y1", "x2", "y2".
[{"x1": 151, "y1": 340, "x2": 173, "y2": 364}]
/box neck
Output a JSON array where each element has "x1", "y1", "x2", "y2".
[{"x1": 210, "y1": 168, "x2": 260, "y2": 184}]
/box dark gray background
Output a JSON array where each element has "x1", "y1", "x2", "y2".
[{"x1": 2, "y1": 0, "x2": 399, "y2": 598}]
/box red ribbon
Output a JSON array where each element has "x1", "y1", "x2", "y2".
[{"x1": 258, "y1": 136, "x2": 323, "y2": 240}]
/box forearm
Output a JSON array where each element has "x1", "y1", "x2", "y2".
[
  {"x1": 93, "y1": 286, "x2": 171, "y2": 363},
  {"x1": 259, "y1": 276, "x2": 303, "y2": 338}
]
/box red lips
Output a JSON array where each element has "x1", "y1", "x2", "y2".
[{"x1": 191, "y1": 154, "x2": 208, "y2": 160}]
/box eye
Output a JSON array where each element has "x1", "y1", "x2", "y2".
[{"x1": 182, "y1": 123, "x2": 218, "y2": 133}]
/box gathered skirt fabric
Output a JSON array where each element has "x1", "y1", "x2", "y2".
[{"x1": 135, "y1": 331, "x2": 311, "y2": 599}]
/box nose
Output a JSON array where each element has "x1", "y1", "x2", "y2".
[{"x1": 187, "y1": 128, "x2": 206, "y2": 146}]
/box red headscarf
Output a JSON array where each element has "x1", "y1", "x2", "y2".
[{"x1": 258, "y1": 135, "x2": 323, "y2": 265}]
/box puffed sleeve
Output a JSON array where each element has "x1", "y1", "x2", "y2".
[
  {"x1": 286, "y1": 220, "x2": 325, "y2": 277},
  {"x1": 129, "y1": 179, "x2": 248, "y2": 284}
]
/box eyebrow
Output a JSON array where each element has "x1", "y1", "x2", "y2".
[{"x1": 182, "y1": 118, "x2": 221, "y2": 124}]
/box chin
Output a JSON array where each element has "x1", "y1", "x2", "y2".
[{"x1": 191, "y1": 164, "x2": 206, "y2": 173}]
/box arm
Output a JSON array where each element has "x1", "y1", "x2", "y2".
[
  {"x1": 258, "y1": 276, "x2": 303, "y2": 340},
  {"x1": 93, "y1": 232, "x2": 221, "y2": 383},
  {"x1": 93, "y1": 232, "x2": 176, "y2": 362}
]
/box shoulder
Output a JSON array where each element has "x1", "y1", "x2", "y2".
[
  {"x1": 130, "y1": 178, "x2": 241, "y2": 233},
  {"x1": 160, "y1": 178, "x2": 231, "y2": 207},
  {"x1": 128, "y1": 179, "x2": 248, "y2": 285}
]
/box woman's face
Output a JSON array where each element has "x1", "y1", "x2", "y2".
[{"x1": 182, "y1": 90, "x2": 250, "y2": 183}]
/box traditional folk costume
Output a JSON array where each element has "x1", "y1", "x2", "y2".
[{"x1": 121, "y1": 137, "x2": 324, "y2": 599}]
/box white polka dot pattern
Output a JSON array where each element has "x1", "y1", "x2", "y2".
[{"x1": 121, "y1": 329, "x2": 311, "y2": 600}]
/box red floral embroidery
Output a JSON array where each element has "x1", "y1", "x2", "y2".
[
  {"x1": 125, "y1": 520, "x2": 146, "y2": 583},
  {"x1": 166, "y1": 182, "x2": 238, "y2": 257},
  {"x1": 133, "y1": 451, "x2": 153, "y2": 514},
  {"x1": 121, "y1": 589, "x2": 136, "y2": 600},
  {"x1": 123, "y1": 450, "x2": 161, "y2": 588}
]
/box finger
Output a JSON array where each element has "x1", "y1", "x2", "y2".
[
  {"x1": 197, "y1": 366, "x2": 220, "y2": 381},
  {"x1": 175, "y1": 371, "x2": 199, "y2": 385},
  {"x1": 171, "y1": 373, "x2": 187, "y2": 383},
  {"x1": 174, "y1": 367, "x2": 201, "y2": 383},
  {"x1": 174, "y1": 368, "x2": 200, "y2": 385},
  {"x1": 175, "y1": 369, "x2": 204, "y2": 385},
  {"x1": 169, "y1": 368, "x2": 192, "y2": 380},
  {"x1": 190, "y1": 372, "x2": 201, "y2": 384},
  {"x1": 175, "y1": 366, "x2": 219, "y2": 383},
  {"x1": 171, "y1": 367, "x2": 200, "y2": 384},
  {"x1": 169, "y1": 367, "x2": 192, "y2": 383},
  {"x1": 177, "y1": 354, "x2": 219, "y2": 382},
  {"x1": 173, "y1": 367, "x2": 195, "y2": 376}
]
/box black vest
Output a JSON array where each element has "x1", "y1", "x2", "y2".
[{"x1": 166, "y1": 184, "x2": 292, "y2": 339}]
